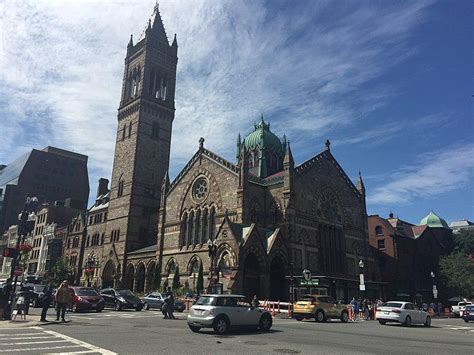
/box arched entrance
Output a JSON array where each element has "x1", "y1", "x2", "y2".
[
  {"x1": 243, "y1": 253, "x2": 260, "y2": 298},
  {"x1": 102, "y1": 260, "x2": 115, "y2": 288},
  {"x1": 124, "y1": 264, "x2": 135, "y2": 291},
  {"x1": 146, "y1": 262, "x2": 156, "y2": 292},
  {"x1": 270, "y1": 256, "x2": 287, "y2": 301},
  {"x1": 135, "y1": 263, "x2": 146, "y2": 293}
]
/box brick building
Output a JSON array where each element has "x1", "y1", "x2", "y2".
[
  {"x1": 65, "y1": 3, "x2": 378, "y2": 301},
  {"x1": 368, "y1": 211, "x2": 453, "y2": 304}
]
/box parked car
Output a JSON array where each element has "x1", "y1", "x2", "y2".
[
  {"x1": 292, "y1": 295, "x2": 349, "y2": 323},
  {"x1": 451, "y1": 301, "x2": 473, "y2": 318},
  {"x1": 69, "y1": 287, "x2": 105, "y2": 313},
  {"x1": 100, "y1": 288, "x2": 143, "y2": 311},
  {"x1": 376, "y1": 301, "x2": 431, "y2": 327},
  {"x1": 187, "y1": 294, "x2": 272, "y2": 334},
  {"x1": 142, "y1": 292, "x2": 165, "y2": 310},
  {"x1": 461, "y1": 305, "x2": 474, "y2": 323}
]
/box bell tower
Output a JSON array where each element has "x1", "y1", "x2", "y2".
[{"x1": 106, "y1": 2, "x2": 178, "y2": 274}]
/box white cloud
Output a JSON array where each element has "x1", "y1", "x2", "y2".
[
  {"x1": 0, "y1": 0, "x2": 434, "y2": 201},
  {"x1": 368, "y1": 143, "x2": 474, "y2": 205}
]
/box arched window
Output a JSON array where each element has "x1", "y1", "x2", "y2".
[
  {"x1": 122, "y1": 125, "x2": 126, "y2": 141},
  {"x1": 180, "y1": 212, "x2": 188, "y2": 247},
  {"x1": 248, "y1": 152, "x2": 254, "y2": 167},
  {"x1": 131, "y1": 67, "x2": 141, "y2": 98},
  {"x1": 201, "y1": 208, "x2": 208, "y2": 244},
  {"x1": 375, "y1": 226, "x2": 383, "y2": 236},
  {"x1": 209, "y1": 207, "x2": 216, "y2": 240},
  {"x1": 128, "y1": 123, "x2": 132, "y2": 138},
  {"x1": 194, "y1": 209, "x2": 201, "y2": 245},
  {"x1": 117, "y1": 175, "x2": 124, "y2": 197},
  {"x1": 187, "y1": 211, "x2": 194, "y2": 246},
  {"x1": 167, "y1": 259, "x2": 176, "y2": 274},
  {"x1": 190, "y1": 257, "x2": 200, "y2": 274},
  {"x1": 149, "y1": 68, "x2": 156, "y2": 95}
]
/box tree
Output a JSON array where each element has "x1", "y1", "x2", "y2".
[
  {"x1": 48, "y1": 258, "x2": 75, "y2": 287},
  {"x1": 439, "y1": 253, "x2": 474, "y2": 298},
  {"x1": 196, "y1": 262, "x2": 204, "y2": 294},
  {"x1": 453, "y1": 230, "x2": 474, "y2": 255},
  {"x1": 172, "y1": 265, "x2": 180, "y2": 290}
]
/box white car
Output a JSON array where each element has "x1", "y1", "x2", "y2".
[
  {"x1": 376, "y1": 301, "x2": 431, "y2": 327},
  {"x1": 451, "y1": 301, "x2": 472, "y2": 317},
  {"x1": 187, "y1": 294, "x2": 272, "y2": 334}
]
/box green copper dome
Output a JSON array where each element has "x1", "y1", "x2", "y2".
[
  {"x1": 419, "y1": 211, "x2": 450, "y2": 229},
  {"x1": 243, "y1": 116, "x2": 284, "y2": 155}
]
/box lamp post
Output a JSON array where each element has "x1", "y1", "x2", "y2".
[
  {"x1": 358, "y1": 259, "x2": 365, "y2": 296},
  {"x1": 84, "y1": 255, "x2": 96, "y2": 287},
  {"x1": 207, "y1": 239, "x2": 217, "y2": 293},
  {"x1": 4, "y1": 196, "x2": 38, "y2": 320},
  {"x1": 431, "y1": 271, "x2": 437, "y2": 301}
]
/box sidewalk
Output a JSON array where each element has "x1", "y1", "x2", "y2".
[{"x1": 0, "y1": 314, "x2": 45, "y2": 329}]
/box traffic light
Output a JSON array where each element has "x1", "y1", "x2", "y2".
[{"x1": 2, "y1": 247, "x2": 19, "y2": 258}]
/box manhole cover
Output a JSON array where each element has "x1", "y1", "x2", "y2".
[
  {"x1": 273, "y1": 349, "x2": 301, "y2": 354},
  {"x1": 244, "y1": 341, "x2": 267, "y2": 346}
]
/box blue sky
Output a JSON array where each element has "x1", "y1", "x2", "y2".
[{"x1": 0, "y1": 0, "x2": 472, "y2": 225}]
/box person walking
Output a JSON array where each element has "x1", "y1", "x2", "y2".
[
  {"x1": 55, "y1": 280, "x2": 70, "y2": 322},
  {"x1": 165, "y1": 287, "x2": 175, "y2": 320},
  {"x1": 40, "y1": 283, "x2": 53, "y2": 322},
  {"x1": 13, "y1": 293, "x2": 26, "y2": 320}
]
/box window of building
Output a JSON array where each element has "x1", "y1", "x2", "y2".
[
  {"x1": 152, "y1": 121, "x2": 159, "y2": 139},
  {"x1": 122, "y1": 126, "x2": 126, "y2": 141},
  {"x1": 375, "y1": 226, "x2": 383, "y2": 236},
  {"x1": 118, "y1": 179, "x2": 124, "y2": 197},
  {"x1": 377, "y1": 239, "x2": 386, "y2": 250},
  {"x1": 128, "y1": 123, "x2": 132, "y2": 138}
]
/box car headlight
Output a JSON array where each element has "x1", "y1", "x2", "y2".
[
  {"x1": 209, "y1": 308, "x2": 216, "y2": 316},
  {"x1": 118, "y1": 297, "x2": 126, "y2": 302}
]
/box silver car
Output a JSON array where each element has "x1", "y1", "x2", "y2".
[
  {"x1": 376, "y1": 301, "x2": 431, "y2": 327},
  {"x1": 141, "y1": 292, "x2": 165, "y2": 310},
  {"x1": 187, "y1": 294, "x2": 272, "y2": 334}
]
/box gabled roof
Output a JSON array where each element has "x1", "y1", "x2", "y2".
[
  {"x1": 294, "y1": 148, "x2": 361, "y2": 197},
  {"x1": 169, "y1": 147, "x2": 238, "y2": 194}
]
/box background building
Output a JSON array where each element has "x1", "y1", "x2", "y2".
[
  {"x1": 0, "y1": 146, "x2": 89, "y2": 234},
  {"x1": 449, "y1": 219, "x2": 474, "y2": 234}
]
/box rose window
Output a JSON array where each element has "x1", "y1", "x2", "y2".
[{"x1": 192, "y1": 177, "x2": 209, "y2": 201}]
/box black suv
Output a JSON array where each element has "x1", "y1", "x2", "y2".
[{"x1": 100, "y1": 288, "x2": 143, "y2": 311}]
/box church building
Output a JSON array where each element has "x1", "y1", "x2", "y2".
[{"x1": 73, "y1": 3, "x2": 379, "y2": 302}]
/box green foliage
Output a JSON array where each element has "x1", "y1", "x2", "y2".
[
  {"x1": 439, "y1": 253, "x2": 474, "y2": 298},
  {"x1": 453, "y1": 229, "x2": 474, "y2": 255},
  {"x1": 48, "y1": 258, "x2": 75, "y2": 287},
  {"x1": 196, "y1": 262, "x2": 204, "y2": 294},
  {"x1": 172, "y1": 265, "x2": 180, "y2": 290}
]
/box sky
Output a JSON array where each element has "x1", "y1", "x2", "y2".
[{"x1": 0, "y1": 0, "x2": 472, "y2": 225}]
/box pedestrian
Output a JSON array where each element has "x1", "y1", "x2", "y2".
[
  {"x1": 40, "y1": 282, "x2": 53, "y2": 322},
  {"x1": 166, "y1": 287, "x2": 175, "y2": 320},
  {"x1": 13, "y1": 293, "x2": 26, "y2": 320},
  {"x1": 437, "y1": 302, "x2": 443, "y2": 316},
  {"x1": 55, "y1": 280, "x2": 70, "y2": 322},
  {"x1": 350, "y1": 297, "x2": 358, "y2": 321},
  {"x1": 252, "y1": 294, "x2": 260, "y2": 308}
]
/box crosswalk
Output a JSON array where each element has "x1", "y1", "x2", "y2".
[
  {"x1": 0, "y1": 327, "x2": 116, "y2": 354},
  {"x1": 437, "y1": 324, "x2": 474, "y2": 332}
]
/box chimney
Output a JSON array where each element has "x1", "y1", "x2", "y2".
[{"x1": 96, "y1": 178, "x2": 109, "y2": 198}]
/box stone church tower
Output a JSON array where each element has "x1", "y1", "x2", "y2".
[{"x1": 105, "y1": 3, "x2": 178, "y2": 284}]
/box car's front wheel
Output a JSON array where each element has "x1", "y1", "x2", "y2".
[
  {"x1": 259, "y1": 314, "x2": 272, "y2": 331},
  {"x1": 378, "y1": 320, "x2": 386, "y2": 325},
  {"x1": 213, "y1": 316, "x2": 229, "y2": 334},
  {"x1": 404, "y1": 316, "x2": 412, "y2": 327},
  {"x1": 424, "y1": 316, "x2": 431, "y2": 327},
  {"x1": 115, "y1": 302, "x2": 122, "y2": 311},
  {"x1": 315, "y1": 310, "x2": 325, "y2": 322},
  {"x1": 340, "y1": 311, "x2": 349, "y2": 323},
  {"x1": 295, "y1": 316, "x2": 303, "y2": 321},
  {"x1": 464, "y1": 319, "x2": 469, "y2": 323},
  {"x1": 188, "y1": 325, "x2": 201, "y2": 333}
]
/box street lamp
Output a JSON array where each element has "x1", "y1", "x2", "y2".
[
  {"x1": 84, "y1": 255, "x2": 96, "y2": 287},
  {"x1": 207, "y1": 239, "x2": 217, "y2": 293},
  {"x1": 358, "y1": 259, "x2": 365, "y2": 296},
  {"x1": 4, "y1": 196, "x2": 38, "y2": 320},
  {"x1": 431, "y1": 271, "x2": 437, "y2": 300}
]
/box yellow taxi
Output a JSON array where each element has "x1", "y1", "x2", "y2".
[{"x1": 293, "y1": 295, "x2": 349, "y2": 322}]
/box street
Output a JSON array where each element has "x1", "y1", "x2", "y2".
[{"x1": 0, "y1": 308, "x2": 472, "y2": 354}]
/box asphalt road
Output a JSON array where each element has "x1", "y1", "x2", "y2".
[{"x1": 2, "y1": 307, "x2": 473, "y2": 354}]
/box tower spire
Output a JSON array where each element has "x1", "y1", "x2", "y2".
[{"x1": 357, "y1": 171, "x2": 365, "y2": 196}]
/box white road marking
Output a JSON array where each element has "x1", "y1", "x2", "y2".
[
  {"x1": 0, "y1": 345, "x2": 83, "y2": 352},
  {"x1": 2, "y1": 340, "x2": 68, "y2": 346},
  {"x1": 0, "y1": 332, "x2": 45, "y2": 337},
  {"x1": 35, "y1": 327, "x2": 116, "y2": 355},
  {"x1": 4, "y1": 336, "x2": 57, "y2": 340}
]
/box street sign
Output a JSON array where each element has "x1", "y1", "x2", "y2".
[
  {"x1": 302, "y1": 269, "x2": 311, "y2": 281},
  {"x1": 13, "y1": 267, "x2": 24, "y2": 277},
  {"x1": 359, "y1": 284, "x2": 366, "y2": 291},
  {"x1": 300, "y1": 279, "x2": 319, "y2": 286},
  {"x1": 359, "y1": 274, "x2": 365, "y2": 285},
  {"x1": 433, "y1": 289, "x2": 438, "y2": 299}
]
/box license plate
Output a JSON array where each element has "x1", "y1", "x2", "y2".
[
  {"x1": 384, "y1": 312, "x2": 390, "y2": 315},
  {"x1": 195, "y1": 310, "x2": 204, "y2": 315}
]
